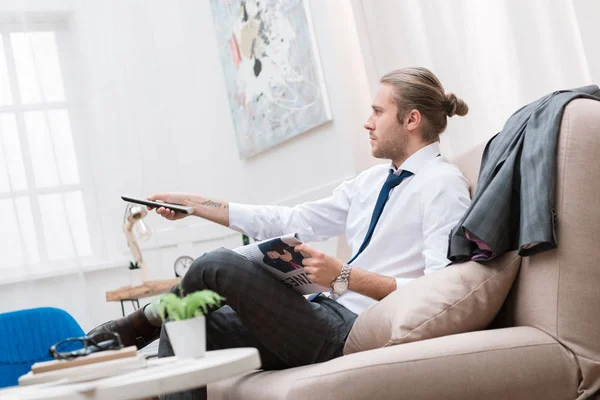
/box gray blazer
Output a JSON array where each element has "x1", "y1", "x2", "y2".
[{"x1": 448, "y1": 85, "x2": 600, "y2": 262}]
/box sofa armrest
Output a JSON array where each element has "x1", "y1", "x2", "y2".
[{"x1": 288, "y1": 327, "x2": 579, "y2": 400}]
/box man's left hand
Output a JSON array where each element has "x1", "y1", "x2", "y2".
[{"x1": 294, "y1": 244, "x2": 343, "y2": 288}]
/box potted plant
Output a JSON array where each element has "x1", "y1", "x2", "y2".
[{"x1": 158, "y1": 285, "x2": 224, "y2": 358}]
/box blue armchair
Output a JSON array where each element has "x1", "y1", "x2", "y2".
[{"x1": 0, "y1": 307, "x2": 84, "y2": 388}]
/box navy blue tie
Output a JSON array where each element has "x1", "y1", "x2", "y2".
[
  {"x1": 308, "y1": 169, "x2": 413, "y2": 301},
  {"x1": 347, "y1": 169, "x2": 414, "y2": 264}
]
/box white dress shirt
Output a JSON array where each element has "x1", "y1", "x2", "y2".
[{"x1": 229, "y1": 142, "x2": 471, "y2": 315}]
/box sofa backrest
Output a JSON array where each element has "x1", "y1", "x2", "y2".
[
  {"x1": 448, "y1": 141, "x2": 486, "y2": 198},
  {"x1": 450, "y1": 99, "x2": 600, "y2": 397}
]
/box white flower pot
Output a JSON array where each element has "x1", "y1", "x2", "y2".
[
  {"x1": 165, "y1": 315, "x2": 206, "y2": 358},
  {"x1": 128, "y1": 269, "x2": 143, "y2": 287}
]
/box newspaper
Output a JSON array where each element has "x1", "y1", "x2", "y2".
[{"x1": 233, "y1": 233, "x2": 329, "y2": 295}]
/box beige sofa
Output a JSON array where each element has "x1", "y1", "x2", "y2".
[{"x1": 210, "y1": 99, "x2": 600, "y2": 400}]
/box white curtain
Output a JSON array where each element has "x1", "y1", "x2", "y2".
[
  {"x1": 0, "y1": 0, "x2": 200, "y2": 330},
  {"x1": 0, "y1": 9, "x2": 103, "y2": 330},
  {"x1": 355, "y1": 0, "x2": 600, "y2": 158}
]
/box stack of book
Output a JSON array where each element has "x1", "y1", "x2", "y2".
[{"x1": 18, "y1": 346, "x2": 147, "y2": 386}]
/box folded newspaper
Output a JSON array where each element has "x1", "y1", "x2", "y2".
[{"x1": 233, "y1": 233, "x2": 329, "y2": 295}]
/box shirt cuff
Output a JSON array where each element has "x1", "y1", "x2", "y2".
[
  {"x1": 228, "y1": 203, "x2": 256, "y2": 236},
  {"x1": 395, "y1": 277, "x2": 415, "y2": 290}
]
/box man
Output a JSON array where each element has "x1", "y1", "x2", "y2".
[
  {"x1": 90, "y1": 67, "x2": 471, "y2": 397},
  {"x1": 259, "y1": 238, "x2": 303, "y2": 273}
]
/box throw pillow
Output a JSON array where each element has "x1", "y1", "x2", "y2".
[{"x1": 343, "y1": 251, "x2": 521, "y2": 354}]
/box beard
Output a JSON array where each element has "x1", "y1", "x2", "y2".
[{"x1": 371, "y1": 126, "x2": 409, "y2": 162}]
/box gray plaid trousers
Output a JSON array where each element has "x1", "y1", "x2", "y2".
[{"x1": 158, "y1": 248, "x2": 357, "y2": 400}]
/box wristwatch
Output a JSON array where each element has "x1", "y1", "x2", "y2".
[{"x1": 330, "y1": 263, "x2": 352, "y2": 299}]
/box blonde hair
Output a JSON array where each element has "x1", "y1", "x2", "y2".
[{"x1": 380, "y1": 67, "x2": 468, "y2": 142}]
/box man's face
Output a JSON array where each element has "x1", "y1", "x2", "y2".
[
  {"x1": 364, "y1": 83, "x2": 409, "y2": 162},
  {"x1": 266, "y1": 251, "x2": 281, "y2": 260},
  {"x1": 280, "y1": 250, "x2": 292, "y2": 262}
]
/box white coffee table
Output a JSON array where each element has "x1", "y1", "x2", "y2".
[{"x1": 0, "y1": 348, "x2": 260, "y2": 400}]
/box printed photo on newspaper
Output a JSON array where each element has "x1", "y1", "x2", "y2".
[{"x1": 233, "y1": 233, "x2": 329, "y2": 295}]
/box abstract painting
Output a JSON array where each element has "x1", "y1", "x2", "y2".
[{"x1": 209, "y1": 0, "x2": 332, "y2": 159}]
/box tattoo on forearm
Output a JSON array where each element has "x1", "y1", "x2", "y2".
[{"x1": 201, "y1": 200, "x2": 229, "y2": 210}]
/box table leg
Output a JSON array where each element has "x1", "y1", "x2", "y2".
[{"x1": 120, "y1": 300, "x2": 141, "y2": 316}]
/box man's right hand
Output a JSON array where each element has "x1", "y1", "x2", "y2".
[
  {"x1": 146, "y1": 193, "x2": 231, "y2": 227},
  {"x1": 147, "y1": 192, "x2": 194, "y2": 221}
]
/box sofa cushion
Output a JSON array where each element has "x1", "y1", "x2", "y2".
[
  {"x1": 343, "y1": 251, "x2": 521, "y2": 354},
  {"x1": 209, "y1": 327, "x2": 578, "y2": 400}
]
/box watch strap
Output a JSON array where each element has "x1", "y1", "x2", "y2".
[{"x1": 331, "y1": 263, "x2": 352, "y2": 296}]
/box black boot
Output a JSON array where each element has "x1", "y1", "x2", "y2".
[{"x1": 87, "y1": 307, "x2": 161, "y2": 350}]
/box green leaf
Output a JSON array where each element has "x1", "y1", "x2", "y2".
[
  {"x1": 157, "y1": 289, "x2": 224, "y2": 321},
  {"x1": 158, "y1": 293, "x2": 183, "y2": 321}
]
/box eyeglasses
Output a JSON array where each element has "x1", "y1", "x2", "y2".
[{"x1": 49, "y1": 332, "x2": 124, "y2": 360}]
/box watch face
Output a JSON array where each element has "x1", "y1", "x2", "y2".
[
  {"x1": 174, "y1": 255, "x2": 194, "y2": 277},
  {"x1": 333, "y1": 280, "x2": 348, "y2": 294}
]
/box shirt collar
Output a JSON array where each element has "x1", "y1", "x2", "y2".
[{"x1": 390, "y1": 142, "x2": 441, "y2": 175}]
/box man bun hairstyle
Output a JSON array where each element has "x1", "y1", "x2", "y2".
[
  {"x1": 380, "y1": 67, "x2": 468, "y2": 142},
  {"x1": 444, "y1": 92, "x2": 469, "y2": 117}
]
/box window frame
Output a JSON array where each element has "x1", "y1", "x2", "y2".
[{"x1": 0, "y1": 16, "x2": 102, "y2": 275}]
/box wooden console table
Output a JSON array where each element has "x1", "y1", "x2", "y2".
[{"x1": 106, "y1": 279, "x2": 181, "y2": 316}]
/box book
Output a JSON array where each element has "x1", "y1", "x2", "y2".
[
  {"x1": 20, "y1": 348, "x2": 146, "y2": 386},
  {"x1": 233, "y1": 233, "x2": 329, "y2": 295},
  {"x1": 31, "y1": 346, "x2": 138, "y2": 374}
]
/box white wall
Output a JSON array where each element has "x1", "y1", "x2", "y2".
[{"x1": 0, "y1": 0, "x2": 373, "y2": 330}]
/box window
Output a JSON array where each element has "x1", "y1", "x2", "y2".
[{"x1": 0, "y1": 21, "x2": 93, "y2": 272}]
